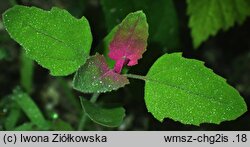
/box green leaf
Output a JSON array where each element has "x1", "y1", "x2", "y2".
[
  {"x1": 13, "y1": 122, "x2": 51, "y2": 131},
  {"x1": 145, "y1": 53, "x2": 247, "y2": 125},
  {"x1": 13, "y1": 123, "x2": 36, "y2": 131},
  {"x1": 73, "y1": 54, "x2": 129, "y2": 93},
  {"x1": 80, "y1": 97, "x2": 125, "y2": 127},
  {"x1": 187, "y1": 0, "x2": 250, "y2": 48},
  {"x1": 101, "y1": 0, "x2": 180, "y2": 50},
  {"x1": 20, "y1": 50, "x2": 34, "y2": 93},
  {"x1": 11, "y1": 88, "x2": 50, "y2": 129},
  {"x1": 4, "y1": 106, "x2": 21, "y2": 130},
  {"x1": 3, "y1": 5, "x2": 92, "y2": 76}
]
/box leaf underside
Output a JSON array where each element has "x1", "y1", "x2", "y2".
[
  {"x1": 3, "y1": 5, "x2": 92, "y2": 76},
  {"x1": 145, "y1": 53, "x2": 247, "y2": 125},
  {"x1": 80, "y1": 97, "x2": 125, "y2": 127},
  {"x1": 73, "y1": 54, "x2": 129, "y2": 93}
]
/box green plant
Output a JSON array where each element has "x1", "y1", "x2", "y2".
[
  {"x1": 187, "y1": 0, "x2": 250, "y2": 48},
  {"x1": 2, "y1": 5, "x2": 247, "y2": 129}
]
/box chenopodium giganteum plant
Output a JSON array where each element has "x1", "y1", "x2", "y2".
[{"x1": 3, "y1": 5, "x2": 247, "y2": 127}]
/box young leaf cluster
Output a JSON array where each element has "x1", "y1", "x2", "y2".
[{"x1": 2, "y1": 5, "x2": 247, "y2": 128}]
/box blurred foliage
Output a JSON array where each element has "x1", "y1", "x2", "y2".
[
  {"x1": 0, "y1": 46, "x2": 8, "y2": 59},
  {"x1": 101, "y1": 0, "x2": 180, "y2": 52},
  {"x1": 187, "y1": 0, "x2": 250, "y2": 48},
  {"x1": 0, "y1": 0, "x2": 250, "y2": 131}
]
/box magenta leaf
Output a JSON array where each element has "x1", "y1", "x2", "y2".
[
  {"x1": 73, "y1": 54, "x2": 129, "y2": 93},
  {"x1": 108, "y1": 11, "x2": 149, "y2": 73}
]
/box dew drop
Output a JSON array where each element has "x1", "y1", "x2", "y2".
[
  {"x1": 51, "y1": 112, "x2": 58, "y2": 120},
  {"x1": 2, "y1": 108, "x2": 8, "y2": 113}
]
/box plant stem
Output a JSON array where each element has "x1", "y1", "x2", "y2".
[
  {"x1": 20, "y1": 50, "x2": 34, "y2": 94},
  {"x1": 123, "y1": 74, "x2": 147, "y2": 81},
  {"x1": 77, "y1": 112, "x2": 87, "y2": 131},
  {"x1": 89, "y1": 93, "x2": 100, "y2": 103},
  {"x1": 58, "y1": 78, "x2": 80, "y2": 110},
  {"x1": 77, "y1": 93, "x2": 100, "y2": 131}
]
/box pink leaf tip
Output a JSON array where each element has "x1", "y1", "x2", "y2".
[{"x1": 108, "y1": 11, "x2": 149, "y2": 73}]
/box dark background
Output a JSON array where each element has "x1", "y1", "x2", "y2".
[{"x1": 0, "y1": 0, "x2": 249, "y2": 130}]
